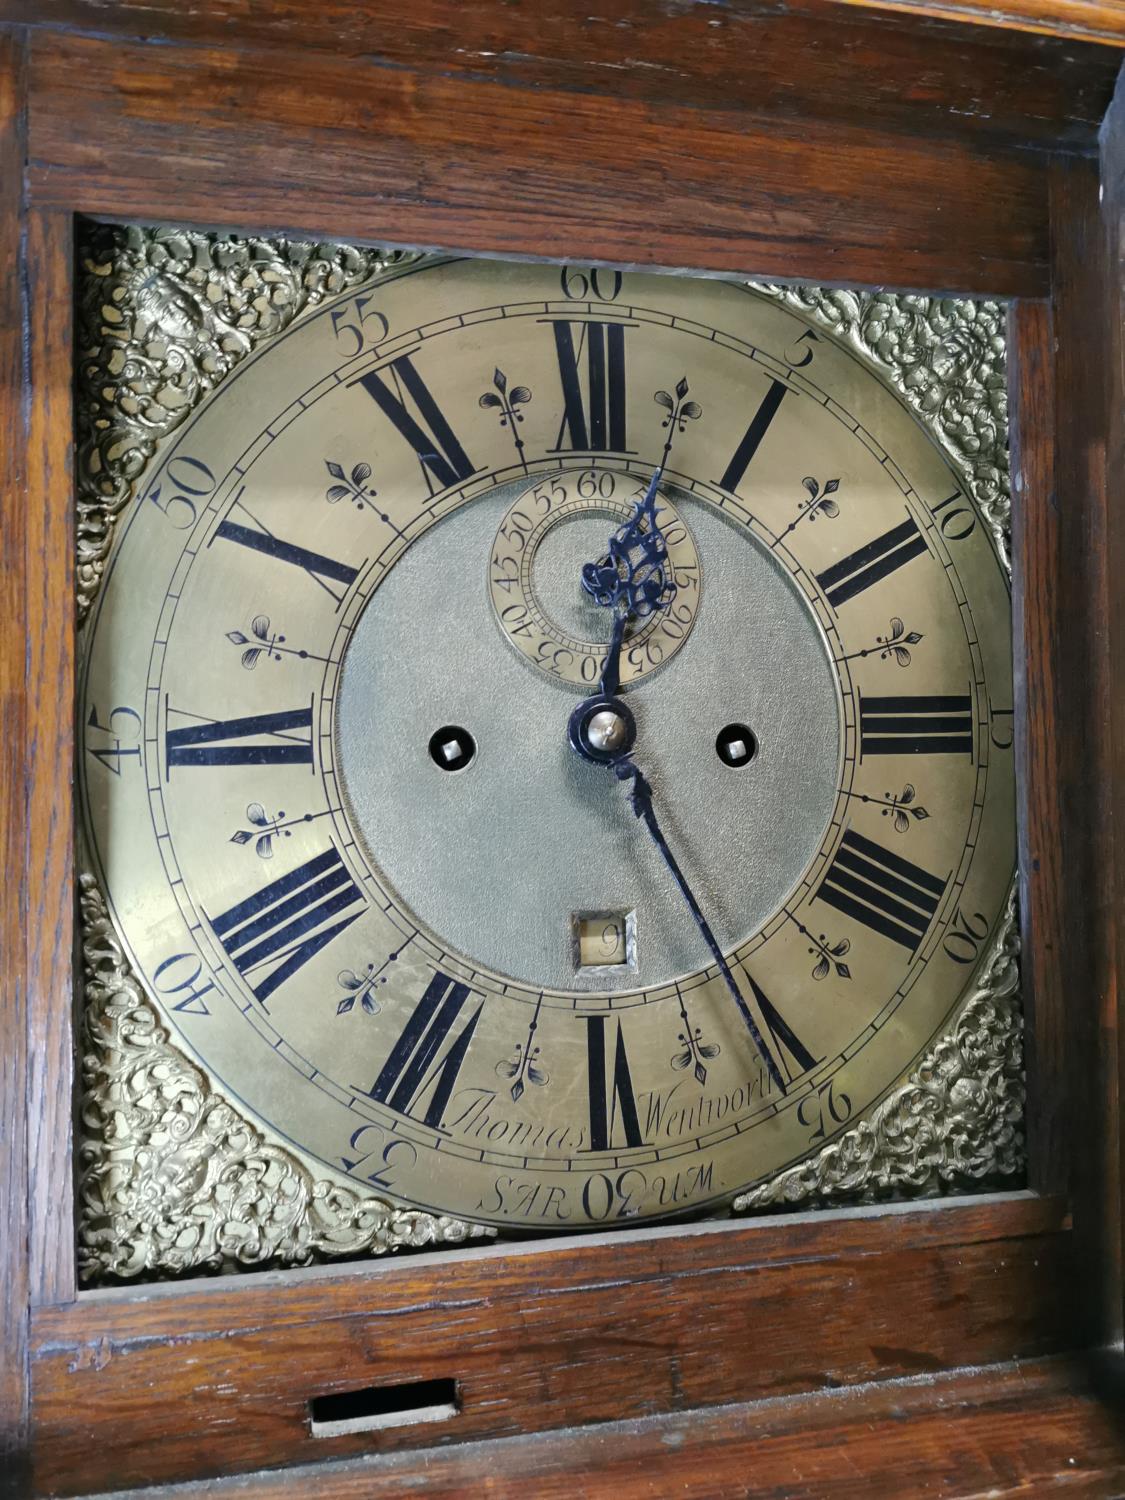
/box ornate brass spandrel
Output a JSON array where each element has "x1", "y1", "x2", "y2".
[
  {"x1": 754, "y1": 284, "x2": 1010, "y2": 572},
  {"x1": 78, "y1": 871, "x2": 493, "y2": 1281},
  {"x1": 734, "y1": 889, "x2": 1023, "y2": 1214},
  {"x1": 75, "y1": 223, "x2": 423, "y2": 622}
]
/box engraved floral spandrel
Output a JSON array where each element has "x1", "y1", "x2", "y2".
[{"x1": 77, "y1": 871, "x2": 492, "y2": 1281}]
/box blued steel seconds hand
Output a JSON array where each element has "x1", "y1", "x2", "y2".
[{"x1": 567, "y1": 470, "x2": 786, "y2": 1096}]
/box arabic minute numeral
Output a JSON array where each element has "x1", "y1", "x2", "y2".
[
  {"x1": 329, "y1": 294, "x2": 389, "y2": 358},
  {"x1": 943, "y1": 906, "x2": 990, "y2": 964},
  {"x1": 146, "y1": 455, "x2": 216, "y2": 531},
  {"x1": 338, "y1": 1123, "x2": 418, "y2": 1190},
  {"x1": 989, "y1": 699, "x2": 1014, "y2": 750},
  {"x1": 86, "y1": 703, "x2": 141, "y2": 775},
  {"x1": 560, "y1": 265, "x2": 623, "y2": 301},
  {"x1": 797, "y1": 1079, "x2": 852, "y2": 1143},
  {"x1": 786, "y1": 328, "x2": 820, "y2": 368},
  {"x1": 152, "y1": 950, "x2": 218, "y2": 1018},
  {"x1": 929, "y1": 490, "x2": 977, "y2": 542},
  {"x1": 577, "y1": 469, "x2": 616, "y2": 500}
]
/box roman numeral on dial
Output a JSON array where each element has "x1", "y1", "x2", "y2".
[
  {"x1": 585, "y1": 1015, "x2": 644, "y2": 1151},
  {"x1": 550, "y1": 321, "x2": 628, "y2": 453},
  {"x1": 208, "y1": 845, "x2": 364, "y2": 1003},
  {"x1": 816, "y1": 830, "x2": 947, "y2": 953},
  {"x1": 355, "y1": 354, "x2": 475, "y2": 492},
  {"x1": 718, "y1": 378, "x2": 789, "y2": 493},
  {"x1": 859, "y1": 693, "x2": 974, "y2": 757},
  {"x1": 165, "y1": 705, "x2": 313, "y2": 771},
  {"x1": 742, "y1": 971, "x2": 820, "y2": 1085},
  {"x1": 816, "y1": 515, "x2": 929, "y2": 608},
  {"x1": 365, "y1": 971, "x2": 482, "y2": 1129},
  {"x1": 214, "y1": 516, "x2": 359, "y2": 605}
]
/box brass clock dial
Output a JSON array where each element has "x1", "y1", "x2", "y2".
[{"x1": 79, "y1": 256, "x2": 1014, "y2": 1232}]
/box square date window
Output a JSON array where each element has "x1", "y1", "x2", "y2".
[{"x1": 573, "y1": 911, "x2": 636, "y2": 974}]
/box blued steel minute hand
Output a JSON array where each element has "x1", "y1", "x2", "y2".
[
  {"x1": 610, "y1": 757, "x2": 785, "y2": 1096},
  {"x1": 571, "y1": 470, "x2": 787, "y2": 1097}
]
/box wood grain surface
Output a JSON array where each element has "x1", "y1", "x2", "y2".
[
  {"x1": 1011, "y1": 298, "x2": 1071, "y2": 1201},
  {"x1": 1099, "y1": 58, "x2": 1125, "y2": 1348},
  {"x1": 72, "y1": 1357, "x2": 1125, "y2": 1500},
  {"x1": 23, "y1": 209, "x2": 76, "y2": 1311},
  {"x1": 0, "y1": 27, "x2": 30, "y2": 1500},
  {"x1": 1041, "y1": 154, "x2": 1121, "y2": 1342},
  {"x1": 834, "y1": 0, "x2": 1125, "y2": 45},
  {"x1": 29, "y1": 1196, "x2": 1076, "y2": 1494},
  {"x1": 0, "y1": 0, "x2": 1119, "y2": 151},
  {"x1": 25, "y1": 29, "x2": 1055, "y2": 297}
]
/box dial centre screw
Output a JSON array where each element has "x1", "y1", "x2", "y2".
[
  {"x1": 567, "y1": 695, "x2": 637, "y2": 764},
  {"x1": 586, "y1": 709, "x2": 629, "y2": 753}
]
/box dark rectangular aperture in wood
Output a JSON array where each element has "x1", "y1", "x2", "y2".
[{"x1": 309, "y1": 1378, "x2": 459, "y2": 1437}]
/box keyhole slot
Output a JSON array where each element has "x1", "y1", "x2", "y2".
[{"x1": 308, "y1": 1377, "x2": 460, "y2": 1437}]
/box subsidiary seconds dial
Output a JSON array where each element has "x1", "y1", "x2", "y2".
[{"x1": 80, "y1": 255, "x2": 1014, "y2": 1232}]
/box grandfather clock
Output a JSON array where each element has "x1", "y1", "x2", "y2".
[{"x1": 3, "y1": 3, "x2": 1125, "y2": 1495}]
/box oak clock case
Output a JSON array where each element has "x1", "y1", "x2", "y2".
[{"x1": 77, "y1": 242, "x2": 1017, "y2": 1265}]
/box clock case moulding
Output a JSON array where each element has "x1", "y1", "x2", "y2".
[{"x1": 73, "y1": 220, "x2": 1024, "y2": 1283}]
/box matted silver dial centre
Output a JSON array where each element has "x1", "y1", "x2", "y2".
[{"x1": 336, "y1": 479, "x2": 843, "y2": 994}]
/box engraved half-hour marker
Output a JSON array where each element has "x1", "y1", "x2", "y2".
[{"x1": 816, "y1": 829, "x2": 947, "y2": 952}]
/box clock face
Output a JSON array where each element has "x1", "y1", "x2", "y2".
[{"x1": 80, "y1": 256, "x2": 1014, "y2": 1232}]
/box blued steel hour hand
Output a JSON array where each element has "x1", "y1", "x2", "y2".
[
  {"x1": 580, "y1": 466, "x2": 676, "y2": 699},
  {"x1": 568, "y1": 470, "x2": 787, "y2": 1096}
]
